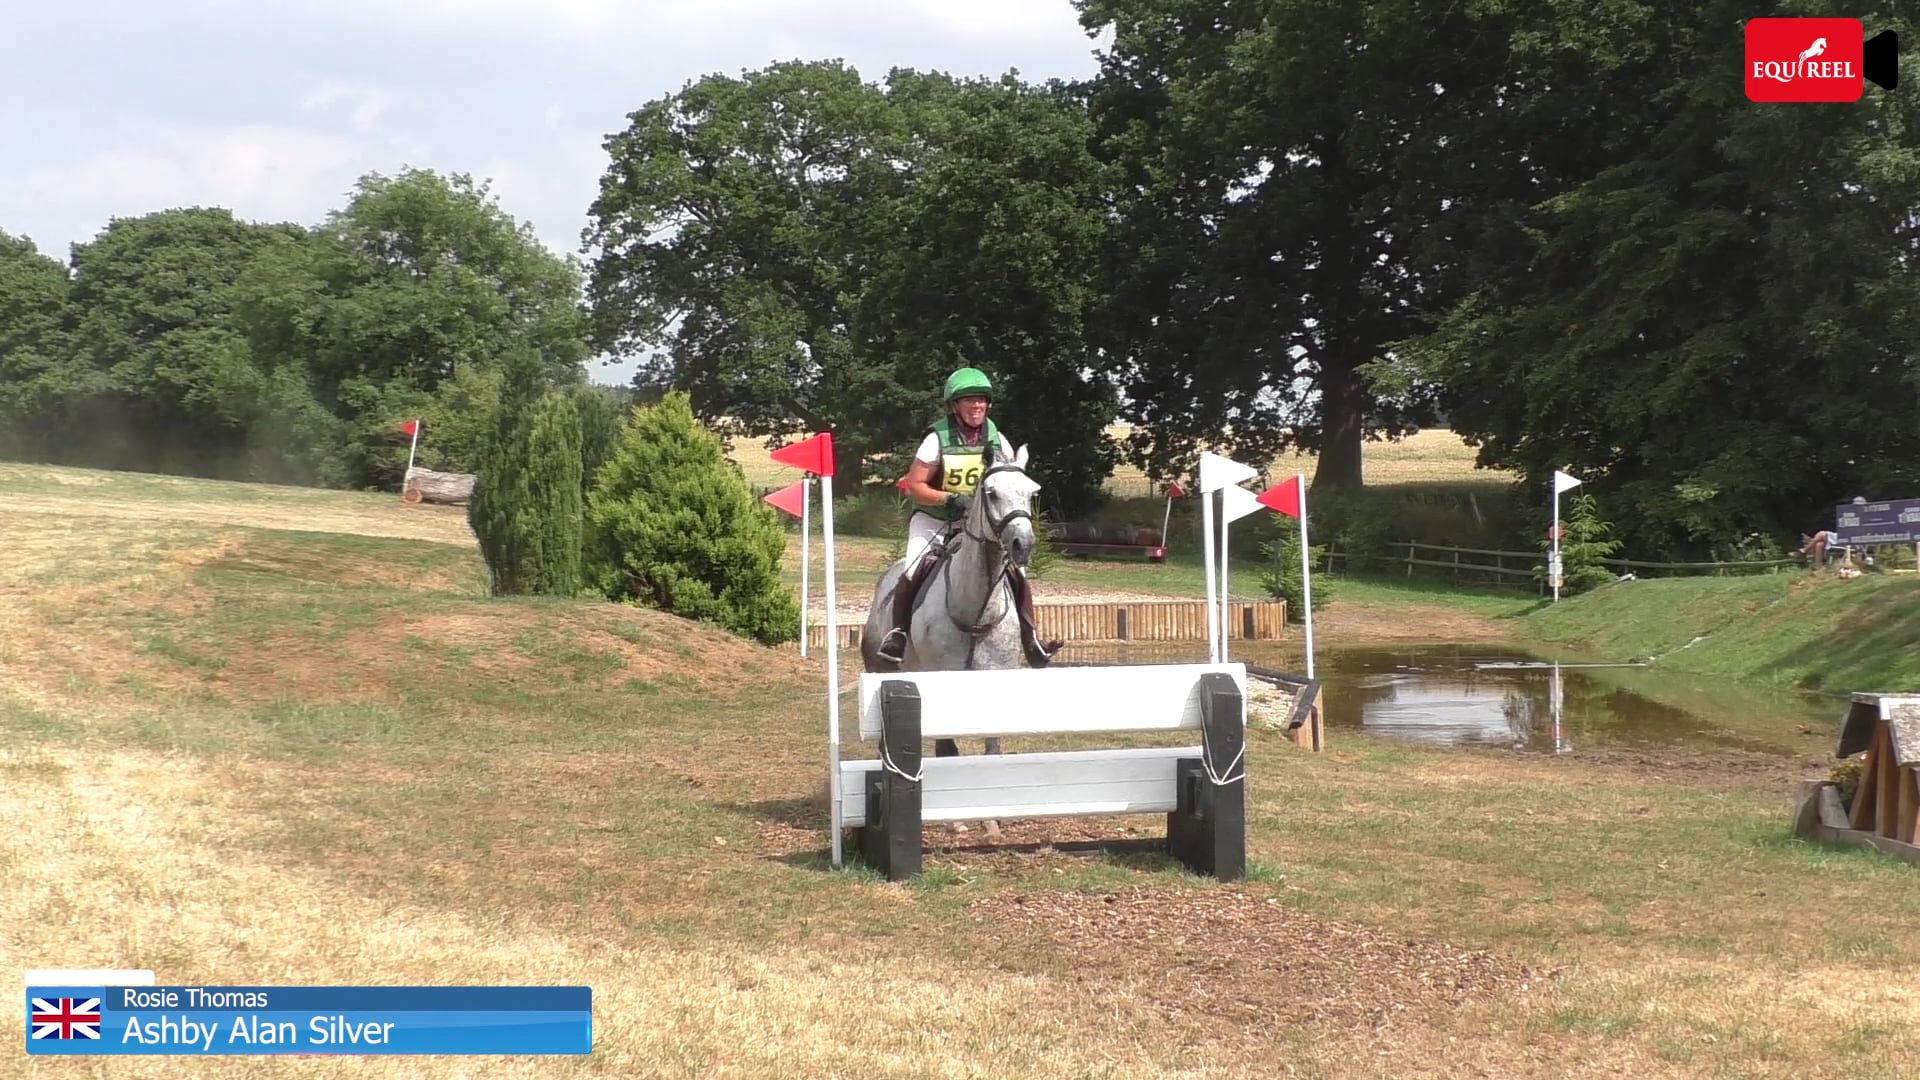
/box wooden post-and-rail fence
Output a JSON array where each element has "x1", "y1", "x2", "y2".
[
  {"x1": 798, "y1": 597, "x2": 1287, "y2": 651},
  {"x1": 1319, "y1": 541, "x2": 1800, "y2": 591}
]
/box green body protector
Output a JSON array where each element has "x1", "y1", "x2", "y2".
[{"x1": 916, "y1": 415, "x2": 1001, "y2": 523}]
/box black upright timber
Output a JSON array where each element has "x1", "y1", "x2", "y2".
[
  {"x1": 1167, "y1": 672, "x2": 1247, "y2": 880},
  {"x1": 859, "y1": 678, "x2": 924, "y2": 880}
]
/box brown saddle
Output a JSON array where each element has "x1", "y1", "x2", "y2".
[{"x1": 891, "y1": 534, "x2": 960, "y2": 621}]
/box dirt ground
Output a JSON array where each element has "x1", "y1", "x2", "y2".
[{"x1": 1308, "y1": 598, "x2": 1510, "y2": 645}]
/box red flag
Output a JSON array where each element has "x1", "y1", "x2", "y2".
[
  {"x1": 1166, "y1": 481, "x2": 1185, "y2": 499},
  {"x1": 767, "y1": 432, "x2": 834, "y2": 477},
  {"x1": 1257, "y1": 476, "x2": 1303, "y2": 518},
  {"x1": 398, "y1": 420, "x2": 419, "y2": 437},
  {"x1": 762, "y1": 480, "x2": 807, "y2": 519}
]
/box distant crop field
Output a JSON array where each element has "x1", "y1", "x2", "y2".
[{"x1": 729, "y1": 427, "x2": 1514, "y2": 493}]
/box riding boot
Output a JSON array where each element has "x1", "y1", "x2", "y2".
[
  {"x1": 874, "y1": 572, "x2": 918, "y2": 665},
  {"x1": 876, "y1": 540, "x2": 946, "y2": 664},
  {"x1": 1010, "y1": 567, "x2": 1064, "y2": 667}
]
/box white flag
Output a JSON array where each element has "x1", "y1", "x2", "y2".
[
  {"x1": 1198, "y1": 451, "x2": 1259, "y2": 493},
  {"x1": 1218, "y1": 482, "x2": 1265, "y2": 524},
  {"x1": 1553, "y1": 469, "x2": 1583, "y2": 494}
]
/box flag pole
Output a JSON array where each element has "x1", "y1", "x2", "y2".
[
  {"x1": 823, "y1": 468, "x2": 841, "y2": 868},
  {"x1": 403, "y1": 420, "x2": 421, "y2": 489},
  {"x1": 1552, "y1": 477, "x2": 1561, "y2": 604},
  {"x1": 1220, "y1": 503, "x2": 1232, "y2": 663},
  {"x1": 800, "y1": 477, "x2": 812, "y2": 658},
  {"x1": 1298, "y1": 473, "x2": 1314, "y2": 680},
  {"x1": 1161, "y1": 488, "x2": 1173, "y2": 552},
  {"x1": 1201, "y1": 487, "x2": 1220, "y2": 664}
]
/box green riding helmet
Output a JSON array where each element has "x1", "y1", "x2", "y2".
[{"x1": 943, "y1": 367, "x2": 993, "y2": 403}]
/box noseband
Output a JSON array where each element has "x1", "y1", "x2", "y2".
[{"x1": 959, "y1": 462, "x2": 1035, "y2": 546}]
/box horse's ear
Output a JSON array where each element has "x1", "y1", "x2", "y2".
[{"x1": 1014, "y1": 444, "x2": 1030, "y2": 468}]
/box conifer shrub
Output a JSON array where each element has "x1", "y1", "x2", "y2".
[
  {"x1": 1259, "y1": 529, "x2": 1332, "y2": 622},
  {"x1": 586, "y1": 392, "x2": 799, "y2": 645},
  {"x1": 467, "y1": 349, "x2": 584, "y2": 596},
  {"x1": 523, "y1": 391, "x2": 584, "y2": 595},
  {"x1": 571, "y1": 383, "x2": 627, "y2": 499},
  {"x1": 1539, "y1": 493, "x2": 1622, "y2": 596}
]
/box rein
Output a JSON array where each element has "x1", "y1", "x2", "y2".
[{"x1": 940, "y1": 462, "x2": 1034, "y2": 668}]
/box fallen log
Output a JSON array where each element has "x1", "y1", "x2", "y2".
[{"x1": 403, "y1": 467, "x2": 476, "y2": 505}]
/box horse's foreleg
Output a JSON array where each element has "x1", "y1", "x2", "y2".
[{"x1": 982, "y1": 737, "x2": 1004, "y2": 839}]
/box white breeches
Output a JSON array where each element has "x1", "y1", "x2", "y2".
[{"x1": 904, "y1": 512, "x2": 949, "y2": 575}]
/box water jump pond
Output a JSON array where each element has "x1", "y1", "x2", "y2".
[{"x1": 1058, "y1": 641, "x2": 1840, "y2": 758}]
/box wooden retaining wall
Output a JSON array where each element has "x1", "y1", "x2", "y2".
[{"x1": 798, "y1": 598, "x2": 1287, "y2": 652}]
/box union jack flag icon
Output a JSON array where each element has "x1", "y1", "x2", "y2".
[{"x1": 30, "y1": 997, "x2": 101, "y2": 1040}]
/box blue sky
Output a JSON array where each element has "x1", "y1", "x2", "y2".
[{"x1": 3, "y1": 0, "x2": 1108, "y2": 384}]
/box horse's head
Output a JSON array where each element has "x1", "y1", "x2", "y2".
[{"x1": 967, "y1": 445, "x2": 1041, "y2": 569}]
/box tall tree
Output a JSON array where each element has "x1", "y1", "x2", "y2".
[
  {"x1": 1392, "y1": 0, "x2": 1920, "y2": 555},
  {"x1": 863, "y1": 73, "x2": 1121, "y2": 515},
  {"x1": 234, "y1": 168, "x2": 593, "y2": 488},
  {"x1": 56, "y1": 208, "x2": 307, "y2": 478},
  {"x1": 584, "y1": 62, "x2": 1120, "y2": 509},
  {"x1": 0, "y1": 232, "x2": 79, "y2": 459},
  {"x1": 585, "y1": 61, "x2": 906, "y2": 490},
  {"x1": 1075, "y1": 0, "x2": 1526, "y2": 490}
]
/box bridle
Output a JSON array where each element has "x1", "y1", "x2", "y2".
[
  {"x1": 957, "y1": 462, "x2": 1035, "y2": 546},
  {"x1": 941, "y1": 461, "x2": 1036, "y2": 667}
]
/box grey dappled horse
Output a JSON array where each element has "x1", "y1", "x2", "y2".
[{"x1": 861, "y1": 451, "x2": 1042, "y2": 835}]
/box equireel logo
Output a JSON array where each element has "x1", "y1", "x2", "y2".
[{"x1": 1745, "y1": 18, "x2": 1899, "y2": 102}]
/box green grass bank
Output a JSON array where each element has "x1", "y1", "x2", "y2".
[{"x1": 1512, "y1": 571, "x2": 1920, "y2": 694}]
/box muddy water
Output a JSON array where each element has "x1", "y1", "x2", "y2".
[{"x1": 1056, "y1": 640, "x2": 1841, "y2": 756}]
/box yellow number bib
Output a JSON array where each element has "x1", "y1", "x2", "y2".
[{"x1": 942, "y1": 450, "x2": 985, "y2": 495}]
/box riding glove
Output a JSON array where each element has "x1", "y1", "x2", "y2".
[{"x1": 946, "y1": 492, "x2": 973, "y2": 515}]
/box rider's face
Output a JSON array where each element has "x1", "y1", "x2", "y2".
[{"x1": 953, "y1": 396, "x2": 989, "y2": 427}]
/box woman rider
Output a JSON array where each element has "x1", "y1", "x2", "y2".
[{"x1": 872, "y1": 366, "x2": 1061, "y2": 667}]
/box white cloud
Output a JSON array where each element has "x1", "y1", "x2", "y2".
[
  {"x1": 0, "y1": 123, "x2": 366, "y2": 233},
  {"x1": 300, "y1": 81, "x2": 394, "y2": 133},
  {"x1": 0, "y1": 0, "x2": 1105, "y2": 273},
  {"x1": 903, "y1": 0, "x2": 1090, "y2": 41},
  {"x1": 185, "y1": 0, "x2": 631, "y2": 31},
  {"x1": 387, "y1": 133, "x2": 435, "y2": 160}
]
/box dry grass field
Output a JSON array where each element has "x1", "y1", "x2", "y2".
[
  {"x1": 730, "y1": 426, "x2": 1516, "y2": 493},
  {"x1": 3, "y1": 462, "x2": 1916, "y2": 1079}
]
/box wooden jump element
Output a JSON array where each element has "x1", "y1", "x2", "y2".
[
  {"x1": 1794, "y1": 692, "x2": 1920, "y2": 865},
  {"x1": 1246, "y1": 663, "x2": 1325, "y2": 754},
  {"x1": 797, "y1": 598, "x2": 1287, "y2": 651},
  {"x1": 841, "y1": 663, "x2": 1249, "y2": 881}
]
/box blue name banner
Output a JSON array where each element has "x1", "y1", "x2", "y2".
[{"x1": 25, "y1": 986, "x2": 591, "y2": 1055}]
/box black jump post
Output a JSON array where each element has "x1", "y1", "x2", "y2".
[
  {"x1": 1168, "y1": 671, "x2": 1247, "y2": 881},
  {"x1": 858, "y1": 679, "x2": 923, "y2": 881}
]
